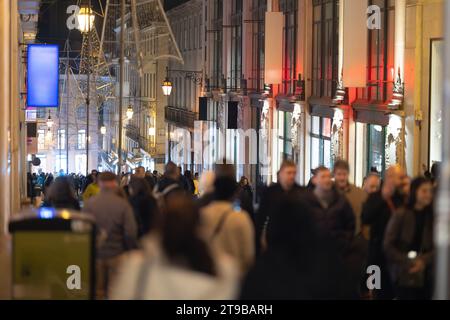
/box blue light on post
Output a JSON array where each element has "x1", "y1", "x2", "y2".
[{"x1": 27, "y1": 44, "x2": 59, "y2": 108}]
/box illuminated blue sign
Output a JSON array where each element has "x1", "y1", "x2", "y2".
[
  {"x1": 27, "y1": 44, "x2": 59, "y2": 108},
  {"x1": 38, "y1": 207, "x2": 56, "y2": 219}
]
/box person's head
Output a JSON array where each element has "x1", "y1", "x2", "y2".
[
  {"x1": 407, "y1": 177, "x2": 433, "y2": 210},
  {"x1": 194, "y1": 172, "x2": 199, "y2": 180},
  {"x1": 214, "y1": 176, "x2": 238, "y2": 201},
  {"x1": 184, "y1": 170, "x2": 192, "y2": 179},
  {"x1": 239, "y1": 176, "x2": 249, "y2": 186},
  {"x1": 431, "y1": 162, "x2": 441, "y2": 180},
  {"x1": 383, "y1": 165, "x2": 407, "y2": 197},
  {"x1": 333, "y1": 159, "x2": 350, "y2": 190},
  {"x1": 91, "y1": 170, "x2": 98, "y2": 178},
  {"x1": 314, "y1": 166, "x2": 333, "y2": 193},
  {"x1": 135, "y1": 166, "x2": 146, "y2": 178},
  {"x1": 160, "y1": 194, "x2": 215, "y2": 276},
  {"x1": 278, "y1": 160, "x2": 297, "y2": 191},
  {"x1": 165, "y1": 161, "x2": 180, "y2": 180},
  {"x1": 214, "y1": 163, "x2": 236, "y2": 180},
  {"x1": 128, "y1": 176, "x2": 151, "y2": 197},
  {"x1": 98, "y1": 172, "x2": 119, "y2": 191},
  {"x1": 46, "y1": 177, "x2": 77, "y2": 208},
  {"x1": 363, "y1": 173, "x2": 381, "y2": 194},
  {"x1": 153, "y1": 170, "x2": 158, "y2": 176}
]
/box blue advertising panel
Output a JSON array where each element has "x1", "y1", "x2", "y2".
[{"x1": 27, "y1": 44, "x2": 59, "y2": 108}]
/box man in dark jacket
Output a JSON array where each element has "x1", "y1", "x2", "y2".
[
  {"x1": 307, "y1": 166, "x2": 355, "y2": 256},
  {"x1": 255, "y1": 160, "x2": 304, "y2": 255},
  {"x1": 155, "y1": 162, "x2": 184, "y2": 197},
  {"x1": 361, "y1": 165, "x2": 408, "y2": 300},
  {"x1": 241, "y1": 194, "x2": 353, "y2": 300}
]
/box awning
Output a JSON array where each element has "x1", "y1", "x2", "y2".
[{"x1": 352, "y1": 99, "x2": 390, "y2": 126}]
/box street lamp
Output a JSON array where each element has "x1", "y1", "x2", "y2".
[
  {"x1": 46, "y1": 111, "x2": 54, "y2": 129},
  {"x1": 162, "y1": 67, "x2": 173, "y2": 96},
  {"x1": 100, "y1": 126, "x2": 107, "y2": 135},
  {"x1": 126, "y1": 105, "x2": 134, "y2": 120},
  {"x1": 77, "y1": 6, "x2": 95, "y2": 33},
  {"x1": 162, "y1": 78, "x2": 173, "y2": 96}
]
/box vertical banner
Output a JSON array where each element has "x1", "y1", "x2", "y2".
[
  {"x1": 343, "y1": 0, "x2": 368, "y2": 87},
  {"x1": 27, "y1": 44, "x2": 59, "y2": 108},
  {"x1": 264, "y1": 12, "x2": 283, "y2": 84}
]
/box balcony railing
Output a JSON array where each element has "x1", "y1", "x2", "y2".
[
  {"x1": 165, "y1": 106, "x2": 197, "y2": 129},
  {"x1": 125, "y1": 124, "x2": 157, "y2": 156}
]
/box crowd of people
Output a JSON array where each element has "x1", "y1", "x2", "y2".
[{"x1": 33, "y1": 159, "x2": 441, "y2": 300}]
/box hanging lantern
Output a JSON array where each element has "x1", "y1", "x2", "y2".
[
  {"x1": 126, "y1": 105, "x2": 134, "y2": 120},
  {"x1": 162, "y1": 67, "x2": 173, "y2": 96},
  {"x1": 77, "y1": 6, "x2": 95, "y2": 33},
  {"x1": 162, "y1": 78, "x2": 173, "y2": 96},
  {"x1": 46, "y1": 112, "x2": 54, "y2": 129},
  {"x1": 100, "y1": 126, "x2": 107, "y2": 135}
]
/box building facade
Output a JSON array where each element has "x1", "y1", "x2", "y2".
[{"x1": 165, "y1": 0, "x2": 444, "y2": 191}]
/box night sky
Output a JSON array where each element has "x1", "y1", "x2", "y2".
[{"x1": 165, "y1": 0, "x2": 189, "y2": 10}]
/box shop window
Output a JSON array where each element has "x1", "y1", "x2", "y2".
[
  {"x1": 280, "y1": 0, "x2": 298, "y2": 95},
  {"x1": 250, "y1": 0, "x2": 266, "y2": 92},
  {"x1": 367, "y1": 124, "x2": 386, "y2": 175},
  {"x1": 311, "y1": 0, "x2": 339, "y2": 98},
  {"x1": 230, "y1": 0, "x2": 243, "y2": 91},
  {"x1": 429, "y1": 39, "x2": 443, "y2": 167},
  {"x1": 310, "y1": 115, "x2": 332, "y2": 170}
]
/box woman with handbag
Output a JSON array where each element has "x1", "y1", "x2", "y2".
[{"x1": 384, "y1": 177, "x2": 434, "y2": 300}]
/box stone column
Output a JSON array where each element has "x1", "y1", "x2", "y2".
[{"x1": 0, "y1": 0, "x2": 12, "y2": 234}]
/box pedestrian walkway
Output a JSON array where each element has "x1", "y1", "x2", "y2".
[{"x1": 0, "y1": 235, "x2": 11, "y2": 299}]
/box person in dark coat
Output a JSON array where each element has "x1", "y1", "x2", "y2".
[
  {"x1": 42, "y1": 176, "x2": 80, "y2": 210},
  {"x1": 384, "y1": 177, "x2": 434, "y2": 300},
  {"x1": 128, "y1": 176, "x2": 159, "y2": 239},
  {"x1": 239, "y1": 176, "x2": 253, "y2": 201},
  {"x1": 240, "y1": 194, "x2": 353, "y2": 300},
  {"x1": 155, "y1": 162, "x2": 184, "y2": 197},
  {"x1": 307, "y1": 166, "x2": 355, "y2": 256},
  {"x1": 255, "y1": 160, "x2": 304, "y2": 255},
  {"x1": 361, "y1": 165, "x2": 408, "y2": 300},
  {"x1": 144, "y1": 171, "x2": 156, "y2": 190},
  {"x1": 184, "y1": 170, "x2": 195, "y2": 195}
]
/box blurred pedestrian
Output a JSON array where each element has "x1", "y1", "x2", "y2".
[
  {"x1": 196, "y1": 171, "x2": 216, "y2": 209},
  {"x1": 193, "y1": 172, "x2": 200, "y2": 197},
  {"x1": 361, "y1": 165, "x2": 408, "y2": 300},
  {"x1": 184, "y1": 170, "x2": 195, "y2": 195},
  {"x1": 363, "y1": 173, "x2": 381, "y2": 195},
  {"x1": 238, "y1": 176, "x2": 253, "y2": 203},
  {"x1": 241, "y1": 194, "x2": 353, "y2": 300},
  {"x1": 135, "y1": 166, "x2": 146, "y2": 179},
  {"x1": 83, "y1": 172, "x2": 138, "y2": 300},
  {"x1": 333, "y1": 160, "x2": 367, "y2": 236},
  {"x1": 384, "y1": 177, "x2": 434, "y2": 300},
  {"x1": 154, "y1": 162, "x2": 183, "y2": 198},
  {"x1": 128, "y1": 176, "x2": 158, "y2": 239},
  {"x1": 256, "y1": 160, "x2": 303, "y2": 254},
  {"x1": 200, "y1": 166, "x2": 255, "y2": 276},
  {"x1": 144, "y1": 171, "x2": 156, "y2": 190},
  {"x1": 82, "y1": 173, "x2": 100, "y2": 202},
  {"x1": 308, "y1": 166, "x2": 355, "y2": 256},
  {"x1": 110, "y1": 194, "x2": 239, "y2": 300},
  {"x1": 43, "y1": 176, "x2": 80, "y2": 210},
  {"x1": 120, "y1": 173, "x2": 131, "y2": 198}
]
